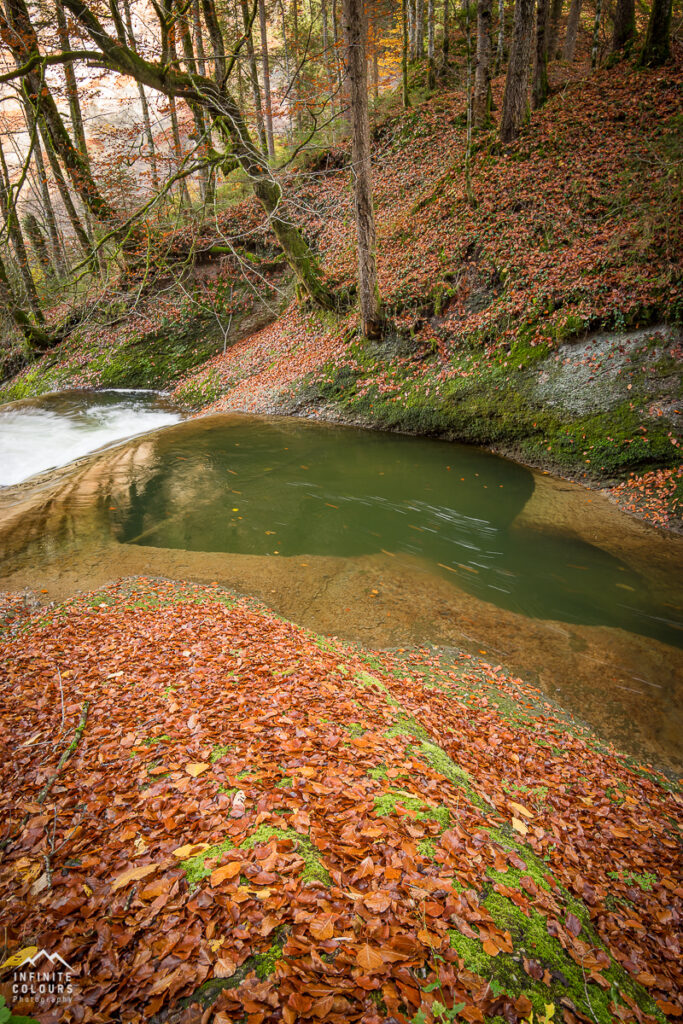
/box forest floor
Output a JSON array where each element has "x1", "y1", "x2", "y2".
[
  {"x1": 0, "y1": 578, "x2": 681, "y2": 1024},
  {"x1": 0, "y1": 44, "x2": 681, "y2": 529}
]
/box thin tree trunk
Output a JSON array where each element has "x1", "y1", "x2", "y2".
[
  {"x1": 427, "y1": 0, "x2": 436, "y2": 85},
  {"x1": 342, "y1": 0, "x2": 381, "y2": 337},
  {"x1": 473, "y1": 0, "x2": 493, "y2": 125},
  {"x1": 547, "y1": 0, "x2": 563, "y2": 55},
  {"x1": 54, "y1": 0, "x2": 89, "y2": 164},
  {"x1": 23, "y1": 107, "x2": 66, "y2": 274},
  {"x1": 402, "y1": 0, "x2": 411, "y2": 103},
  {"x1": 639, "y1": 0, "x2": 671, "y2": 64},
  {"x1": 0, "y1": 252, "x2": 54, "y2": 350},
  {"x1": 591, "y1": 0, "x2": 602, "y2": 65},
  {"x1": 407, "y1": 0, "x2": 415, "y2": 58},
  {"x1": 24, "y1": 212, "x2": 55, "y2": 281},
  {"x1": 533, "y1": 0, "x2": 550, "y2": 107},
  {"x1": 259, "y1": 0, "x2": 276, "y2": 157},
  {"x1": 0, "y1": 141, "x2": 43, "y2": 320},
  {"x1": 177, "y1": 3, "x2": 212, "y2": 200},
  {"x1": 240, "y1": 0, "x2": 268, "y2": 153},
  {"x1": 416, "y1": 0, "x2": 425, "y2": 55},
  {"x1": 163, "y1": 0, "x2": 192, "y2": 204},
  {"x1": 279, "y1": 0, "x2": 294, "y2": 139},
  {"x1": 331, "y1": 0, "x2": 344, "y2": 114},
  {"x1": 122, "y1": 0, "x2": 160, "y2": 188},
  {"x1": 562, "y1": 0, "x2": 581, "y2": 57},
  {"x1": 292, "y1": 0, "x2": 305, "y2": 128},
  {"x1": 464, "y1": 0, "x2": 476, "y2": 205},
  {"x1": 38, "y1": 120, "x2": 93, "y2": 260},
  {"x1": 499, "y1": 0, "x2": 534, "y2": 142},
  {"x1": 495, "y1": 0, "x2": 505, "y2": 69},
  {"x1": 193, "y1": 0, "x2": 207, "y2": 74}
]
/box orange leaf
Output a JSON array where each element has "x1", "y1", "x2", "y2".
[
  {"x1": 211, "y1": 861, "x2": 242, "y2": 886},
  {"x1": 111, "y1": 863, "x2": 156, "y2": 891},
  {"x1": 356, "y1": 945, "x2": 384, "y2": 972}
]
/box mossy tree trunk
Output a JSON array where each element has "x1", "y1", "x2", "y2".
[
  {"x1": 0, "y1": 252, "x2": 55, "y2": 351},
  {"x1": 57, "y1": 0, "x2": 337, "y2": 309},
  {"x1": 639, "y1": 0, "x2": 671, "y2": 65}
]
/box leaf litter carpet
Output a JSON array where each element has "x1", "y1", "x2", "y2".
[{"x1": 0, "y1": 580, "x2": 680, "y2": 1024}]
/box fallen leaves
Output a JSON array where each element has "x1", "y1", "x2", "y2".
[
  {"x1": 111, "y1": 863, "x2": 157, "y2": 892},
  {"x1": 0, "y1": 579, "x2": 680, "y2": 1024}
]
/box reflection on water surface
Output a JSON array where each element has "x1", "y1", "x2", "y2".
[{"x1": 110, "y1": 416, "x2": 682, "y2": 649}]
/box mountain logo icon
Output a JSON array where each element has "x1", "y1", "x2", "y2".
[{"x1": 23, "y1": 950, "x2": 75, "y2": 973}]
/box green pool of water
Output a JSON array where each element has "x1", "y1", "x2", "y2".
[{"x1": 111, "y1": 415, "x2": 682, "y2": 649}]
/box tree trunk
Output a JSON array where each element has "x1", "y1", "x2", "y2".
[
  {"x1": 416, "y1": 0, "x2": 425, "y2": 56},
  {"x1": 162, "y1": 0, "x2": 192, "y2": 204},
  {"x1": 562, "y1": 0, "x2": 581, "y2": 57},
  {"x1": 342, "y1": 0, "x2": 381, "y2": 337},
  {"x1": 532, "y1": 0, "x2": 550, "y2": 107},
  {"x1": 639, "y1": 0, "x2": 671, "y2": 64},
  {"x1": 176, "y1": 1, "x2": 211, "y2": 199},
  {"x1": 402, "y1": 0, "x2": 411, "y2": 104},
  {"x1": 193, "y1": 0, "x2": 207, "y2": 74},
  {"x1": 499, "y1": 0, "x2": 534, "y2": 142},
  {"x1": 122, "y1": 0, "x2": 160, "y2": 188},
  {"x1": 0, "y1": 252, "x2": 55, "y2": 351},
  {"x1": 259, "y1": 0, "x2": 276, "y2": 157},
  {"x1": 0, "y1": 140, "x2": 43, "y2": 321},
  {"x1": 61, "y1": 0, "x2": 337, "y2": 308},
  {"x1": 495, "y1": 0, "x2": 505, "y2": 70},
  {"x1": 278, "y1": 0, "x2": 294, "y2": 139},
  {"x1": 473, "y1": 0, "x2": 493, "y2": 125},
  {"x1": 240, "y1": 0, "x2": 268, "y2": 153},
  {"x1": 54, "y1": 0, "x2": 89, "y2": 165},
  {"x1": 22, "y1": 106, "x2": 66, "y2": 274},
  {"x1": 611, "y1": 0, "x2": 634, "y2": 49},
  {"x1": 548, "y1": 0, "x2": 563, "y2": 55},
  {"x1": 443, "y1": 0, "x2": 450, "y2": 60},
  {"x1": 427, "y1": 0, "x2": 436, "y2": 86},
  {"x1": 591, "y1": 0, "x2": 602, "y2": 65},
  {"x1": 24, "y1": 212, "x2": 56, "y2": 281},
  {"x1": 407, "y1": 0, "x2": 415, "y2": 58},
  {"x1": 37, "y1": 119, "x2": 94, "y2": 260}
]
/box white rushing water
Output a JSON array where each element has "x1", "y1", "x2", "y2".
[{"x1": 0, "y1": 390, "x2": 183, "y2": 487}]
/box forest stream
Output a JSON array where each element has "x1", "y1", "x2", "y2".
[{"x1": 1, "y1": 391, "x2": 681, "y2": 772}]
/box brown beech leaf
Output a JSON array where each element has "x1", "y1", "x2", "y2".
[
  {"x1": 111, "y1": 863, "x2": 156, "y2": 891},
  {"x1": 356, "y1": 945, "x2": 383, "y2": 972}
]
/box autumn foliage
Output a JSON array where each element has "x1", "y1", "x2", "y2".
[{"x1": 1, "y1": 580, "x2": 681, "y2": 1022}]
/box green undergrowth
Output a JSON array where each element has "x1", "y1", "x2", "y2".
[
  {"x1": 443, "y1": 825, "x2": 666, "y2": 1023},
  {"x1": 291, "y1": 326, "x2": 681, "y2": 483},
  {"x1": 180, "y1": 825, "x2": 331, "y2": 890},
  {"x1": 0, "y1": 310, "x2": 224, "y2": 404}
]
